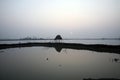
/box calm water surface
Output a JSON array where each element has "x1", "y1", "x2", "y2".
[{"x1": 0, "y1": 47, "x2": 120, "y2": 80}]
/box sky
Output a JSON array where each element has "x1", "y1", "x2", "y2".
[{"x1": 0, "y1": 0, "x2": 120, "y2": 39}]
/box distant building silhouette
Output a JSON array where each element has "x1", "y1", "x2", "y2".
[{"x1": 54, "y1": 35, "x2": 62, "y2": 40}]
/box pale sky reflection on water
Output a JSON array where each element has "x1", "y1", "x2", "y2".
[{"x1": 0, "y1": 47, "x2": 120, "y2": 80}]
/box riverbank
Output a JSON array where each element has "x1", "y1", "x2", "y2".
[{"x1": 0, "y1": 42, "x2": 120, "y2": 54}]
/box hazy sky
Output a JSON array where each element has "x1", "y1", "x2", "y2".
[{"x1": 0, "y1": 0, "x2": 120, "y2": 39}]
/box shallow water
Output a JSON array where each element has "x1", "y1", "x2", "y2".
[{"x1": 0, "y1": 47, "x2": 120, "y2": 80}]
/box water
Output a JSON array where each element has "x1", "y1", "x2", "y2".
[
  {"x1": 0, "y1": 40, "x2": 120, "y2": 80},
  {"x1": 0, "y1": 40, "x2": 120, "y2": 45},
  {"x1": 0, "y1": 47, "x2": 120, "y2": 80}
]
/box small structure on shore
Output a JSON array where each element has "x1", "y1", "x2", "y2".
[
  {"x1": 54, "y1": 35, "x2": 62, "y2": 40},
  {"x1": 54, "y1": 35, "x2": 62, "y2": 45}
]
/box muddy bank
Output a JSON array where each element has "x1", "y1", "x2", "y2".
[{"x1": 0, "y1": 42, "x2": 120, "y2": 54}]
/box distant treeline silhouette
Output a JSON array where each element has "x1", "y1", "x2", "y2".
[{"x1": 0, "y1": 38, "x2": 120, "y2": 41}]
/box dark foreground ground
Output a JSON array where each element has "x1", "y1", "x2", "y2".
[
  {"x1": 83, "y1": 78, "x2": 120, "y2": 80},
  {"x1": 0, "y1": 42, "x2": 120, "y2": 54}
]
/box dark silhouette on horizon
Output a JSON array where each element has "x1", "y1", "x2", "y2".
[{"x1": 54, "y1": 35, "x2": 62, "y2": 40}]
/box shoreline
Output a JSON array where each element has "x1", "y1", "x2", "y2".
[{"x1": 0, "y1": 42, "x2": 120, "y2": 54}]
